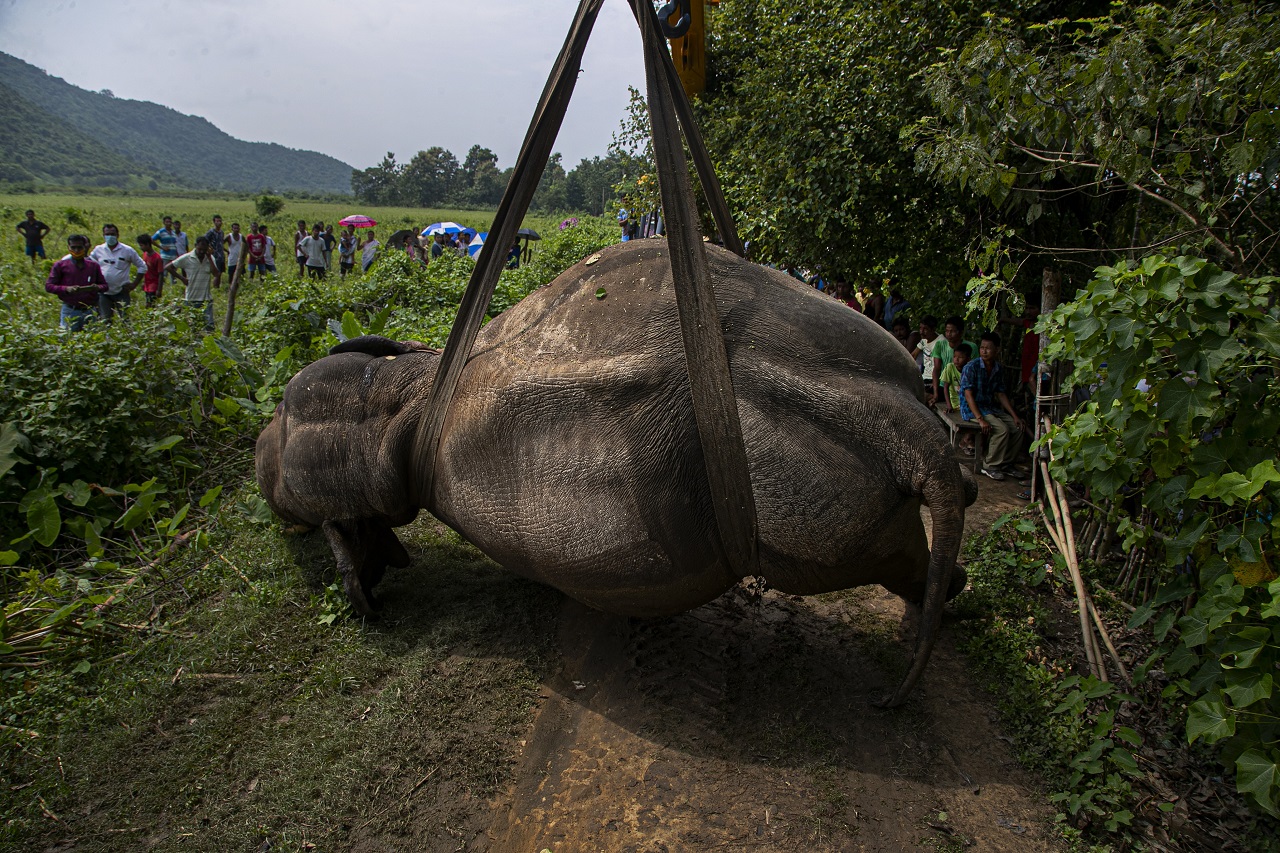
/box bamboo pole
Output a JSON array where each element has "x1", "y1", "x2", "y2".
[
  {"x1": 1056, "y1": 479, "x2": 1108, "y2": 681},
  {"x1": 1088, "y1": 598, "x2": 1130, "y2": 684},
  {"x1": 1040, "y1": 461, "x2": 1106, "y2": 681}
]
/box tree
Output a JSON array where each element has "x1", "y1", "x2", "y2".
[
  {"x1": 530, "y1": 152, "x2": 568, "y2": 212},
  {"x1": 254, "y1": 194, "x2": 285, "y2": 217},
  {"x1": 352, "y1": 152, "x2": 404, "y2": 205},
  {"x1": 609, "y1": 86, "x2": 660, "y2": 220},
  {"x1": 460, "y1": 145, "x2": 504, "y2": 207},
  {"x1": 402, "y1": 147, "x2": 460, "y2": 207},
  {"x1": 564, "y1": 154, "x2": 626, "y2": 215},
  {"x1": 698, "y1": 0, "x2": 1117, "y2": 310},
  {"x1": 911, "y1": 1, "x2": 1280, "y2": 279}
]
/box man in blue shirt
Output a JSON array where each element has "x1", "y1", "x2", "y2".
[
  {"x1": 960, "y1": 332, "x2": 1026, "y2": 480},
  {"x1": 152, "y1": 216, "x2": 179, "y2": 281}
]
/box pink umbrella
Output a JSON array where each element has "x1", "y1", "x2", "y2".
[{"x1": 339, "y1": 214, "x2": 377, "y2": 228}]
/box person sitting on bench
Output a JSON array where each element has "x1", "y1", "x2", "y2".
[
  {"x1": 959, "y1": 332, "x2": 1026, "y2": 481},
  {"x1": 938, "y1": 342, "x2": 975, "y2": 456}
]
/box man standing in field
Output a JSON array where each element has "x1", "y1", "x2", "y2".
[
  {"x1": 90, "y1": 223, "x2": 145, "y2": 323},
  {"x1": 152, "y1": 216, "x2": 179, "y2": 279},
  {"x1": 259, "y1": 225, "x2": 277, "y2": 274},
  {"x1": 338, "y1": 226, "x2": 356, "y2": 277},
  {"x1": 166, "y1": 235, "x2": 221, "y2": 330},
  {"x1": 204, "y1": 215, "x2": 227, "y2": 275},
  {"x1": 360, "y1": 230, "x2": 379, "y2": 273},
  {"x1": 298, "y1": 224, "x2": 328, "y2": 280},
  {"x1": 294, "y1": 219, "x2": 309, "y2": 277},
  {"x1": 172, "y1": 220, "x2": 189, "y2": 257},
  {"x1": 244, "y1": 223, "x2": 267, "y2": 279},
  {"x1": 224, "y1": 222, "x2": 244, "y2": 279},
  {"x1": 16, "y1": 210, "x2": 50, "y2": 264},
  {"x1": 137, "y1": 234, "x2": 165, "y2": 306},
  {"x1": 45, "y1": 234, "x2": 107, "y2": 332}
]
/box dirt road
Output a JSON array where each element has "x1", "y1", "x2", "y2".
[{"x1": 472, "y1": 477, "x2": 1060, "y2": 852}]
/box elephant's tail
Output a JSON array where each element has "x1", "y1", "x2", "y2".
[{"x1": 880, "y1": 455, "x2": 967, "y2": 708}]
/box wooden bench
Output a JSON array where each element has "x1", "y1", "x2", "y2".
[{"x1": 934, "y1": 408, "x2": 984, "y2": 474}]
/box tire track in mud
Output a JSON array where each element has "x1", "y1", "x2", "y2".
[{"x1": 475, "y1": 478, "x2": 1059, "y2": 852}]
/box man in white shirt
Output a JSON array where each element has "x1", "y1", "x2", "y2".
[
  {"x1": 224, "y1": 222, "x2": 244, "y2": 278},
  {"x1": 166, "y1": 236, "x2": 221, "y2": 329},
  {"x1": 89, "y1": 223, "x2": 145, "y2": 323},
  {"x1": 360, "y1": 231, "x2": 380, "y2": 272},
  {"x1": 298, "y1": 224, "x2": 328, "y2": 280},
  {"x1": 259, "y1": 225, "x2": 277, "y2": 273}
]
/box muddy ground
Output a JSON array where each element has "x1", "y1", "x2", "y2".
[{"x1": 467, "y1": 476, "x2": 1055, "y2": 852}]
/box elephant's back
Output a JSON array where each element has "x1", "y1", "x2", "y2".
[{"x1": 474, "y1": 240, "x2": 923, "y2": 399}]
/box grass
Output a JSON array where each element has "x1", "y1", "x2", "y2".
[
  {"x1": 0, "y1": 191, "x2": 617, "y2": 849},
  {"x1": 2, "y1": 508, "x2": 561, "y2": 850}
]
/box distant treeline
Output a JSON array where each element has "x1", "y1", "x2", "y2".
[{"x1": 352, "y1": 147, "x2": 626, "y2": 214}]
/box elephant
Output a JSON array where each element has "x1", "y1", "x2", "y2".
[{"x1": 255, "y1": 240, "x2": 975, "y2": 705}]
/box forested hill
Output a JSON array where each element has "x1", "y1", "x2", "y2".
[
  {"x1": 0, "y1": 81, "x2": 190, "y2": 191},
  {"x1": 0, "y1": 52, "x2": 354, "y2": 194}
]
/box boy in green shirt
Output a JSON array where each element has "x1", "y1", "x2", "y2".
[
  {"x1": 938, "y1": 343, "x2": 972, "y2": 413},
  {"x1": 939, "y1": 343, "x2": 975, "y2": 455}
]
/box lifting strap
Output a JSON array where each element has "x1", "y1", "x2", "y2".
[{"x1": 413, "y1": 0, "x2": 758, "y2": 578}]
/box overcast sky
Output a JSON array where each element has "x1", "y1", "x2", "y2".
[{"x1": 0, "y1": 0, "x2": 648, "y2": 172}]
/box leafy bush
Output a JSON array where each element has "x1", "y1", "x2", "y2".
[
  {"x1": 956, "y1": 513, "x2": 1145, "y2": 840},
  {"x1": 1041, "y1": 255, "x2": 1280, "y2": 816},
  {"x1": 254, "y1": 194, "x2": 285, "y2": 217},
  {"x1": 0, "y1": 211, "x2": 618, "y2": 686}
]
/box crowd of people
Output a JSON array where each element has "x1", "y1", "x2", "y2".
[
  {"x1": 33, "y1": 212, "x2": 276, "y2": 332},
  {"x1": 807, "y1": 271, "x2": 1041, "y2": 490},
  {"x1": 24, "y1": 210, "x2": 529, "y2": 334},
  {"x1": 26, "y1": 205, "x2": 1041, "y2": 487},
  {"x1": 26, "y1": 211, "x2": 392, "y2": 332}
]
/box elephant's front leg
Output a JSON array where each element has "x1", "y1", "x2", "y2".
[{"x1": 322, "y1": 519, "x2": 408, "y2": 616}]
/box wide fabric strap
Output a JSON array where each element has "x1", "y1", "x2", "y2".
[
  {"x1": 628, "y1": 0, "x2": 758, "y2": 576},
  {"x1": 411, "y1": 0, "x2": 606, "y2": 505},
  {"x1": 631, "y1": 0, "x2": 743, "y2": 257}
]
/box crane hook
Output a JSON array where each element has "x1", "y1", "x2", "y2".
[{"x1": 657, "y1": 0, "x2": 692, "y2": 39}]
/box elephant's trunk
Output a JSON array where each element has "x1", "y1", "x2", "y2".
[{"x1": 879, "y1": 457, "x2": 965, "y2": 708}]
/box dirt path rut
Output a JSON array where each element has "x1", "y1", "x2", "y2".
[{"x1": 473, "y1": 478, "x2": 1060, "y2": 852}]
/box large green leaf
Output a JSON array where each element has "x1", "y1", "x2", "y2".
[
  {"x1": 1235, "y1": 749, "x2": 1280, "y2": 817},
  {"x1": 1157, "y1": 376, "x2": 1215, "y2": 430},
  {"x1": 26, "y1": 491, "x2": 61, "y2": 547},
  {"x1": 1223, "y1": 669, "x2": 1273, "y2": 708},
  {"x1": 0, "y1": 422, "x2": 27, "y2": 480},
  {"x1": 1186, "y1": 695, "x2": 1235, "y2": 744}
]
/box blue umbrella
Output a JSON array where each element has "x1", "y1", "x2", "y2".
[
  {"x1": 467, "y1": 232, "x2": 488, "y2": 258},
  {"x1": 422, "y1": 221, "x2": 464, "y2": 236}
]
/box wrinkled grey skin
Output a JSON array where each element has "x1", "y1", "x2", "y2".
[{"x1": 257, "y1": 241, "x2": 975, "y2": 705}]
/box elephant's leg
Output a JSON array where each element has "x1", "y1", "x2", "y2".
[
  {"x1": 360, "y1": 521, "x2": 411, "y2": 591},
  {"x1": 376, "y1": 524, "x2": 411, "y2": 569},
  {"x1": 322, "y1": 520, "x2": 384, "y2": 616},
  {"x1": 882, "y1": 561, "x2": 968, "y2": 605}
]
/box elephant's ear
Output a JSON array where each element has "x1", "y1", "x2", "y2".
[{"x1": 329, "y1": 335, "x2": 435, "y2": 358}]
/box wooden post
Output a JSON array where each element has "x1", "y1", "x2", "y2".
[
  {"x1": 1031, "y1": 267, "x2": 1064, "y2": 503},
  {"x1": 221, "y1": 251, "x2": 247, "y2": 338}
]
